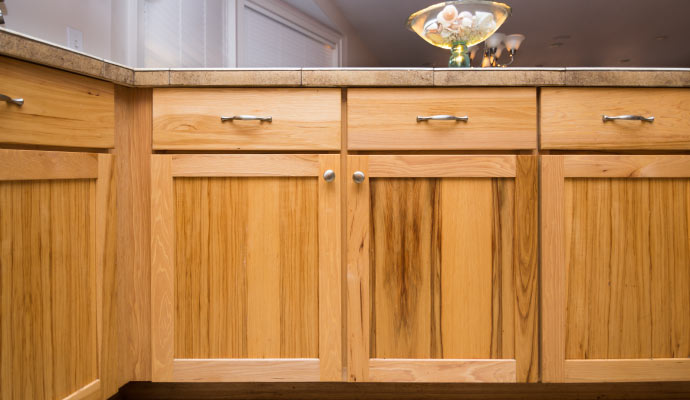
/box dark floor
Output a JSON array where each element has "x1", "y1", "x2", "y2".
[{"x1": 113, "y1": 381, "x2": 690, "y2": 400}]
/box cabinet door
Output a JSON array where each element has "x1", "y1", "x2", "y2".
[
  {"x1": 0, "y1": 149, "x2": 115, "y2": 399},
  {"x1": 542, "y1": 155, "x2": 690, "y2": 382},
  {"x1": 346, "y1": 155, "x2": 538, "y2": 382},
  {"x1": 151, "y1": 154, "x2": 341, "y2": 382}
]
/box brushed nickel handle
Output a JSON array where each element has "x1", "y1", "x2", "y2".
[
  {"x1": 602, "y1": 114, "x2": 654, "y2": 122},
  {"x1": 417, "y1": 115, "x2": 468, "y2": 122},
  {"x1": 353, "y1": 171, "x2": 365, "y2": 184},
  {"x1": 221, "y1": 115, "x2": 272, "y2": 122},
  {"x1": 323, "y1": 169, "x2": 336, "y2": 182},
  {"x1": 0, "y1": 94, "x2": 23, "y2": 106}
]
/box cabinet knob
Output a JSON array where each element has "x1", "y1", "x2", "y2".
[
  {"x1": 352, "y1": 171, "x2": 365, "y2": 183},
  {"x1": 323, "y1": 169, "x2": 336, "y2": 182}
]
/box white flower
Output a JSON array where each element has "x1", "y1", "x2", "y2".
[
  {"x1": 436, "y1": 5, "x2": 458, "y2": 28},
  {"x1": 457, "y1": 11, "x2": 473, "y2": 20},
  {"x1": 474, "y1": 12, "x2": 496, "y2": 33},
  {"x1": 425, "y1": 21, "x2": 440, "y2": 34}
]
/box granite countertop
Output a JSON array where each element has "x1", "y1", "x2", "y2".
[{"x1": 2, "y1": 28, "x2": 690, "y2": 88}]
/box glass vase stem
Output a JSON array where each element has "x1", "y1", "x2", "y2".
[{"x1": 449, "y1": 42, "x2": 470, "y2": 68}]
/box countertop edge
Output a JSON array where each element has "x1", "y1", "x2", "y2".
[{"x1": 2, "y1": 29, "x2": 690, "y2": 88}]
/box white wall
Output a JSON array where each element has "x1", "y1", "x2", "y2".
[
  {"x1": 111, "y1": 0, "x2": 140, "y2": 66},
  {"x1": 312, "y1": 0, "x2": 379, "y2": 67},
  {"x1": 3, "y1": 0, "x2": 112, "y2": 59}
]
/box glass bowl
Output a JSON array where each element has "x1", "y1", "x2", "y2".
[{"x1": 407, "y1": 1, "x2": 511, "y2": 67}]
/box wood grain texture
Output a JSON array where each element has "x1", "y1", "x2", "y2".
[
  {"x1": 541, "y1": 88, "x2": 690, "y2": 150},
  {"x1": 440, "y1": 179, "x2": 495, "y2": 359},
  {"x1": 368, "y1": 178, "x2": 514, "y2": 360},
  {"x1": 564, "y1": 178, "x2": 690, "y2": 360},
  {"x1": 171, "y1": 359, "x2": 320, "y2": 382},
  {"x1": 347, "y1": 88, "x2": 536, "y2": 150},
  {"x1": 318, "y1": 155, "x2": 342, "y2": 381},
  {"x1": 346, "y1": 156, "x2": 370, "y2": 382},
  {"x1": 1, "y1": 178, "x2": 98, "y2": 399},
  {"x1": 348, "y1": 155, "x2": 538, "y2": 383},
  {"x1": 368, "y1": 359, "x2": 516, "y2": 383},
  {"x1": 541, "y1": 156, "x2": 566, "y2": 382},
  {"x1": 563, "y1": 155, "x2": 690, "y2": 178},
  {"x1": 62, "y1": 379, "x2": 100, "y2": 400},
  {"x1": 366, "y1": 155, "x2": 516, "y2": 178},
  {"x1": 0, "y1": 149, "x2": 98, "y2": 181},
  {"x1": 173, "y1": 177, "x2": 319, "y2": 359},
  {"x1": 151, "y1": 155, "x2": 174, "y2": 381},
  {"x1": 152, "y1": 88, "x2": 341, "y2": 150},
  {"x1": 98, "y1": 154, "x2": 118, "y2": 400},
  {"x1": 170, "y1": 154, "x2": 320, "y2": 177},
  {"x1": 0, "y1": 55, "x2": 114, "y2": 148},
  {"x1": 514, "y1": 156, "x2": 539, "y2": 382},
  {"x1": 369, "y1": 178, "x2": 437, "y2": 359},
  {"x1": 565, "y1": 359, "x2": 690, "y2": 383},
  {"x1": 115, "y1": 87, "x2": 152, "y2": 383}
]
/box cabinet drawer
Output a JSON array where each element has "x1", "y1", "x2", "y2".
[
  {"x1": 541, "y1": 88, "x2": 690, "y2": 150},
  {"x1": 152, "y1": 88, "x2": 341, "y2": 150},
  {"x1": 347, "y1": 88, "x2": 536, "y2": 150},
  {"x1": 0, "y1": 56, "x2": 115, "y2": 148}
]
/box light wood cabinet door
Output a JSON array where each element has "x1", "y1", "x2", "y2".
[
  {"x1": 151, "y1": 154, "x2": 341, "y2": 382},
  {"x1": 542, "y1": 155, "x2": 690, "y2": 382},
  {"x1": 346, "y1": 155, "x2": 538, "y2": 383},
  {"x1": 0, "y1": 150, "x2": 115, "y2": 399}
]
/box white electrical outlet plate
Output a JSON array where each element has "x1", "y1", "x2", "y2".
[{"x1": 67, "y1": 27, "x2": 83, "y2": 51}]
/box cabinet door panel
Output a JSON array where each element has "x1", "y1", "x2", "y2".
[
  {"x1": 542, "y1": 155, "x2": 690, "y2": 382},
  {"x1": 0, "y1": 150, "x2": 114, "y2": 399},
  {"x1": 173, "y1": 177, "x2": 318, "y2": 359},
  {"x1": 369, "y1": 178, "x2": 514, "y2": 360},
  {"x1": 347, "y1": 155, "x2": 538, "y2": 383},
  {"x1": 151, "y1": 154, "x2": 341, "y2": 382}
]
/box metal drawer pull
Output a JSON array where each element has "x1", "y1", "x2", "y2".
[
  {"x1": 0, "y1": 94, "x2": 23, "y2": 106},
  {"x1": 602, "y1": 114, "x2": 654, "y2": 122},
  {"x1": 353, "y1": 171, "x2": 365, "y2": 183},
  {"x1": 221, "y1": 115, "x2": 272, "y2": 122},
  {"x1": 417, "y1": 115, "x2": 468, "y2": 122},
  {"x1": 323, "y1": 169, "x2": 336, "y2": 182}
]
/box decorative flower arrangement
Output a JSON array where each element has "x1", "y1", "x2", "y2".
[{"x1": 423, "y1": 4, "x2": 497, "y2": 46}]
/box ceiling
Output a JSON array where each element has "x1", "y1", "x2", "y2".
[{"x1": 292, "y1": 0, "x2": 690, "y2": 67}]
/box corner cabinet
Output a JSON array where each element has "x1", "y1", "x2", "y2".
[
  {"x1": 346, "y1": 155, "x2": 538, "y2": 383},
  {"x1": 541, "y1": 155, "x2": 690, "y2": 382},
  {"x1": 0, "y1": 149, "x2": 115, "y2": 399},
  {"x1": 150, "y1": 154, "x2": 342, "y2": 382}
]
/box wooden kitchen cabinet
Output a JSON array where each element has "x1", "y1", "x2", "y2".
[
  {"x1": 346, "y1": 155, "x2": 538, "y2": 382},
  {"x1": 0, "y1": 149, "x2": 115, "y2": 399},
  {"x1": 542, "y1": 155, "x2": 690, "y2": 382},
  {"x1": 150, "y1": 154, "x2": 342, "y2": 382}
]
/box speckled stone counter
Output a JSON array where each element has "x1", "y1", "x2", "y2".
[{"x1": 2, "y1": 28, "x2": 690, "y2": 87}]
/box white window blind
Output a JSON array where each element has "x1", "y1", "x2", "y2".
[
  {"x1": 142, "y1": 0, "x2": 225, "y2": 68},
  {"x1": 242, "y1": 4, "x2": 337, "y2": 68}
]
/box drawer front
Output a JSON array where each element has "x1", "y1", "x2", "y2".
[
  {"x1": 0, "y1": 56, "x2": 115, "y2": 148},
  {"x1": 347, "y1": 88, "x2": 536, "y2": 150},
  {"x1": 152, "y1": 88, "x2": 341, "y2": 150},
  {"x1": 542, "y1": 88, "x2": 690, "y2": 150}
]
